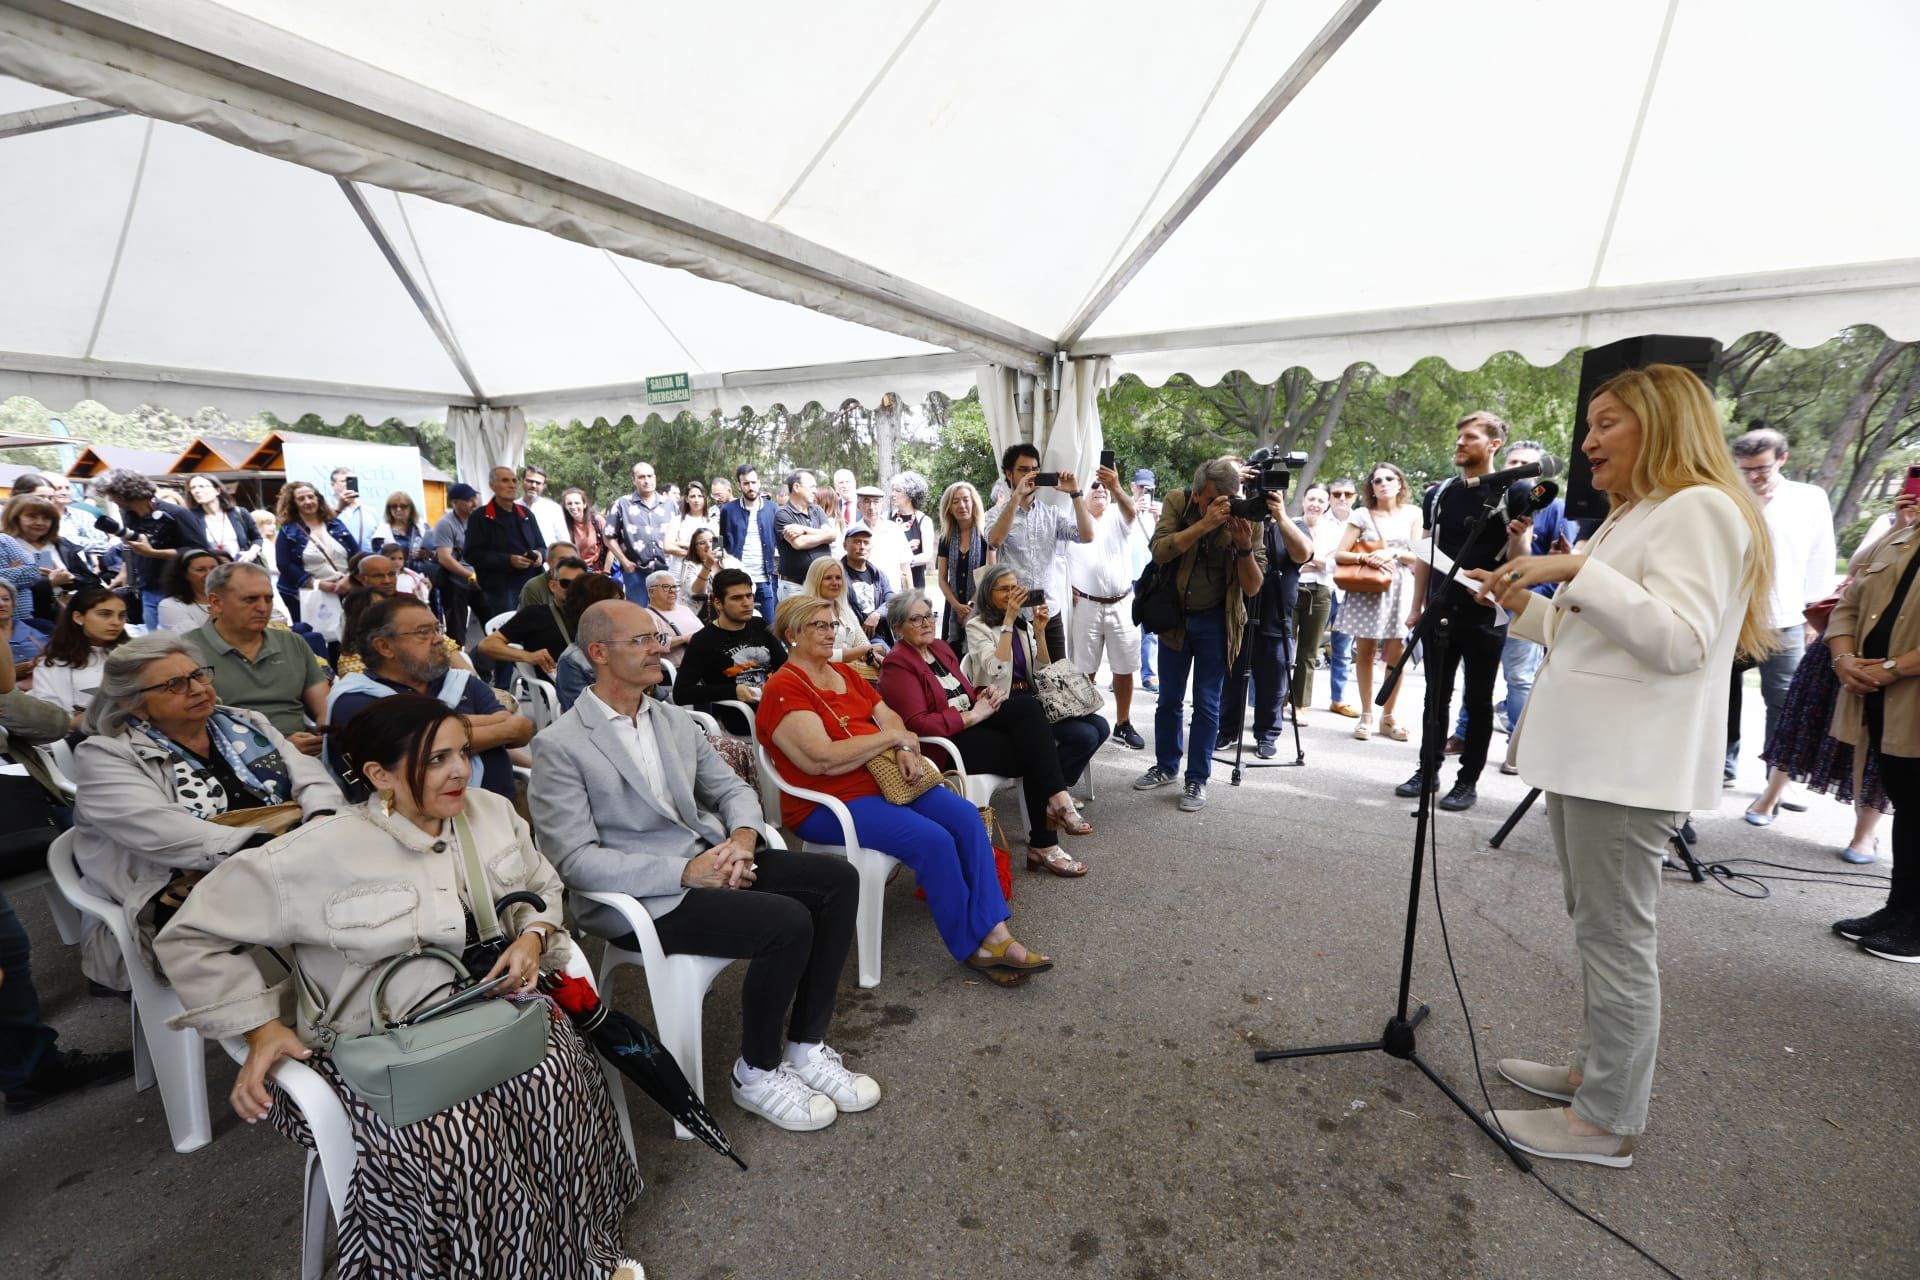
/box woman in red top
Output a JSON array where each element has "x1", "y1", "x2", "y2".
[
  {"x1": 758, "y1": 594, "x2": 1053, "y2": 984},
  {"x1": 878, "y1": 589, "x2": 1090, "y2": 877}
]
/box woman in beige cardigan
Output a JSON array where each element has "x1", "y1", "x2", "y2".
[
  {"x1": 155, "y1": 693, "x2": 637, "y2": 1279},
  {"x1": 1823, "y1": 491, "x2": 1920, "y2": 962}
]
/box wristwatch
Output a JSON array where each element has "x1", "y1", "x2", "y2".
[{"x1": 1882, "y1": 657, "x2": 1900, "y2": 675}]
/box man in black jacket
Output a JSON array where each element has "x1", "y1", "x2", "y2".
[
  {"x1": 674, "y1": 569, "x2": 787, "y2": 734},
  {"x1": 1217, "y1": 480, "x2": 1313, "y2": 758},
  {"x1": 464, "y1": 465, "x2": 547, "y2": 624}
]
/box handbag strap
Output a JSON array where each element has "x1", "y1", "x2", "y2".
[
  {"x1": 786, "y1": 666, "x2": 856, "y2": 740},
  {"x1": 364, "y1": 946, "x2": 469, "y2": 1033},
  {"x1": 452, "y1": 811, "x2": 501, "y2": 944}
]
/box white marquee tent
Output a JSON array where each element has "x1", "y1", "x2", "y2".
[{"x1": 2, "y1": 0, "x2": 1917, "y2": 479}]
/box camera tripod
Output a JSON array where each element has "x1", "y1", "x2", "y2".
[
  {"x1": 1213, "y1": 577, "x2": 1305, "y2": 782},
  {"x1": 1491, "y1": 787, "x2": 1706, "y2": 881}
]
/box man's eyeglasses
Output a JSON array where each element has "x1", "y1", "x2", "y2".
[
  {"x1": 1738, "y1": 460, "x2": 1779, "y2": 477},
  {"x1": 137, "y1": 666, "x2": 215, "y2": 697},
  {"x1": 1329, "y1": 490, "x2": 1356, "y2": 499},
  {"x1": 603, "y1": 633, "x2": 666, "y2": 650},
  {"x1": 391, "y1": 624, "x2": 446, "y2": 641}
]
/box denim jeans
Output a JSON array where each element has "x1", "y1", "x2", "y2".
[
  {"x1": 1140, "y1": 629, "x2": 1157, "y2": 682},
  {"x1": 1154, "y1": 607, "x2": 1228, "y2": 783},
  {"x1": 755, "y1": 576, "x2": 779, "y2": 624},
  {"x1": 1326, "y1": 593, "x2": 1354, "y2": 705},
  {"x1": 1453, "y1": 631, "x2": 1543, "y2": 738},
  {"x1": 1726, "y1": 625, "x2": 1807, "y2": 776},
  {"x1": 0, "y1": 887, "x2": 59, "y2": 1092}
]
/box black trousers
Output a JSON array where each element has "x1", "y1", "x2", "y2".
[
  {"x1": 1425, "y1": 618, "x2": 1506, "y2": 786},
  {"x1": 1219, "y1": 628, "x2": 1290, "y2": 746},
  {"x1": 620, "y1": 848, "x2": 858, "y2": 1070},
  {"x1": 945, "y1": 695, "x2": 1069, "y2": 847},
  {"x1": 1877, "y1": 752, "x2": 1918, "y2": 914}
]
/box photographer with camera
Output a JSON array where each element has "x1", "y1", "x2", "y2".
[
  {"x1": 985, "y1": 444, "x2": 1093, "y2": 662},
  {"x1": 1217, "y1": 453, "x2": 1314, "y2": 758},
  {"x1": 1132, "y1": 457, "x2": 1267, "y2": 813}
]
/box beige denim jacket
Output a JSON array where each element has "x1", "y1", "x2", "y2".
[{"x1": 156, "y1": 789, "x2": 570, "y2": 1044}]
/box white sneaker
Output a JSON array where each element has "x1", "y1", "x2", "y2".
[
  {"x1": 786, "y1": 1042, "x2": 881, "y2": 1113},
  {"x1": 729, "y1": 1061, "x2": 836, "y2": 1131}
]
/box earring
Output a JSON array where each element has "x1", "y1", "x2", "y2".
[{"x1": 378, "y1": 789, "x2": 395, "y2": 817}]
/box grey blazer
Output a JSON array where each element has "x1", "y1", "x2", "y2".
[{"x1": 529, "y1": 692, "x2": 764, "y2": 940}]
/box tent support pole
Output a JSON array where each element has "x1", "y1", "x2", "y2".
[{"x1": 0, "y1": 96, "x2": 122, "y2": 138}]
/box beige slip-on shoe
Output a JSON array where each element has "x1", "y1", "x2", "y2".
[
  {"x1": 1486, "y1": 1106, "x2": 1636, "y2": 1168},
  {"x1": 1497, "y1": 1057, "x2": 1576, "y2": 1103}
]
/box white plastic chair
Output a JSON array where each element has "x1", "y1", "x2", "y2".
[
  {"x1": 510, "y1": 670, "x2": 561, "y2": 731},
  {"x1": 919, "y1": 734, "x2": 1030, "y2": 836},
  {"x1": 220, "y1": 943, "x2": 633, "y2": 1280},
  {"x1": 482, "y1": 610, "x2": 515, "y2": 637},
  {"x1": 571, "y1": 824, "x2": 785, "y2": 1137},
  {"x1": 1, "y1": 737, "x2": 84, "y2": 946},
  {"x1": 46, "y1": 830, "x2": 211, "y2": 1153},
  {"x1": 755, "y1": 745, "x2": 899, "y2": 989}
]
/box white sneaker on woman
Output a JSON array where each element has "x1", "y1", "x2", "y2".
[
  {"x1": 786, "y1": 1042, "x2": 881, "y2": 1112},
  {"x1": 730, "y1": 1061, "x2": 837, "y2": 1131}
]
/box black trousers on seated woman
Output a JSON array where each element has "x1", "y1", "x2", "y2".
[{"x1": 945, "y1": 693, "x2": 1092, "y2": 849}]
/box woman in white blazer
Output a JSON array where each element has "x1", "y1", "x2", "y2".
[{"x1": 1472, "y1": 364, "x2": 1775, "y2": 1168}]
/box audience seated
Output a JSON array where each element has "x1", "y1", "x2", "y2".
[
  {"x1": 70, "y1": 633, "x2": 342, "y2": 991},
  {"x1": 962, "y1": 563, "x2": 1109, "y2": 832},
  {"x1": 336, "y1": 575, "x2": 473, "y2": 678},
  {"x1": 880, "y1": 589, "x2": 1091, "y2": 877},
  {"x1": 184, "y1": 563, "x2": 331, "y2": 755},
  {"x1": 329, "y1": 596, "x2": 531, "y2": 801},
  {"x1": 3, "y1": 493, "x2": 96, "y2": 622},
  {"x1": 531, "y1": 599, "x2": 876, "y2": 1131},
  {"x1": 757, "y1": 593, "x2": 1052, "y2": 987},
  {"x1": 673, "y1": 567, "x2": 787, "y2": 733},
  {"x1": 551, "y1": 572, "x2": 626, "y2": 711},
  {"x1": 155, "y1": 695, "x2": 637, "y2": 1274},
  {"x1": 477, "y1": 556, "x2": 590, "y2": 677},
  {"x1": 644, "y1": 568, "x2": 703, "y2": 659},
  {"x1": 800, "y1": 556, "x2": 882, "y2": 665},
  {"x1": 0, "y1": 579, "x2": 50, "y2": 674},
  {"x1": 153, "y1": 548, "x2": 232, "y2": 632},
  {"x1": 25, "y1": 585, "x2": 128, "y2": 732}
]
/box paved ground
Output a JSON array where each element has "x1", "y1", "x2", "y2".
[{"x1": 3, "y1": 668, "x2": 1916, "y2": 1279}]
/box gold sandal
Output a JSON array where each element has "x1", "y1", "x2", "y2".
[
  {"x1": 1047, "y1": 802, "x2": 1093, "y2": 836},
  {"x1": 967, "y1": 936, "x2": 1054, "y2": 975},
  {"x1": 1381, "y1": 716, "x2": 1410, "y2": 742},
  {"x1": 1353, "y1": 716, "x2": 1373, "y2": 741},
  {"x1": 1027, "y1": 846, "x2": 1089, "y2": 877}
]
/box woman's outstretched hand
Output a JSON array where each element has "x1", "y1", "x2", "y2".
[{"x1": 233, "y1": 1020, "x2": 311, "y2": 1122}]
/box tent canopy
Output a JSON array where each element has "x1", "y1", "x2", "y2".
[{"x1": 0, "y1": 0, "x2": 1916, "y2": 424}]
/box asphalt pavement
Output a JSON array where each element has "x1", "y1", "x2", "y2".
[{"x1": 2, "y1": 666, "x2": 1915, "y2": 1279}]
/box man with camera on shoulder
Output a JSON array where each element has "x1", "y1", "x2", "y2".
[
  {"x1": 1218, "y1": 453, "x2": 1315, "y2": 759},
  {"x1": 1133, "y1": 456, "x2": 1267, "y2": 813}
]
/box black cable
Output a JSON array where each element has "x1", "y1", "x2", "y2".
[
  {"x1": 1424, "y1": 812, "x2": 1687, "y2": 1280},
  {"x1": 1668, "y1": 854, "x2": 1890, "y2": 900}
]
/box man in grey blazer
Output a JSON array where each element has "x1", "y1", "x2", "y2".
[{"x1": 530, "y1": 600, "x2": 876, "y2": 1133}]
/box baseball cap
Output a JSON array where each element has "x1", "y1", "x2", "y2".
[
  {"x1": 842, "y1": 522, "x2": 874, "y2": 540},
  {"x1": 447, "y1": 482, "x2": 480, "y2": 501},
  {"x1": 1132, "y1": 468, "x2": 1156, "y2": 488}
]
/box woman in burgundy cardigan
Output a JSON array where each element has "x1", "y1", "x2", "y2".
[{"x1": 878, "y1": 590, "x2": 1092, "y2": 877}]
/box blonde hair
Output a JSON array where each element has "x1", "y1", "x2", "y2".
[
  {"x1": 1592, "y1": 363, "x2": 1777, "y2": 661},
  {"x1": 802, "y1": 555, "x2": 862, "y2": 637},
  {"x1": 937, "y1": 480, "x2": 986, "y2": 539},
  {"x1": 773, "y1": 593, "x2": 836, "y2": 645}
]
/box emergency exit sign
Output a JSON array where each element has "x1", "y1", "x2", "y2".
[{"x1": 646, "y1": 373, "x2": 691, "y2": 406}]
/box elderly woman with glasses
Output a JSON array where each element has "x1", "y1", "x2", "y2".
[
  {"x1": 70, "y1": 633, "x2": 343, "y2": 991},
  {"x1": 879, "y1": 590, "x2": 1091, "y2": 877},
  {"x1": 758, "y1": 594, "x2": 1053, "y2": 985},
  {"x1": 645, "y1": 568, "x2": 703, "y2": 658}
]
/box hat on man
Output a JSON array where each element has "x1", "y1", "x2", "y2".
[
  {"x1": 447, "y1": 482, "x2": 480, "y2": 501},
  {"x1": 842, "y1": 522, "x2": 874, "y2": 541},
  {"x1": 853, "y1": 485, "x2": 886, "y2": 498},
  {"x1": 1132, "y1": 468, "x2": 1156, "y2": 489}
]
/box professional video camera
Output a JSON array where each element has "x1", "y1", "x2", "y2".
[{"x1": 1228, "y1": 446, "x2": 1309, "y2": 519}]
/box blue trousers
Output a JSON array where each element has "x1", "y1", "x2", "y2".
[
  {"x1": 794, "y1": 787, "x2": 1008, "y2": 962},
  {"x1": 139, "y1": 587, "x2": 167, "y2": 630},
  {"x1": 1140, "y1": 629, "x2": 1156, "y2": 682},
  {"x1": 1726, "y1": 625, "x2": 1807, "y2": 776},
  {"x1": 0, "y1": 887, "x2": 58, "y2": 1092},
  {"x1": 1453, "y1": 631, "x2": 1542, "y2": 738},
  {"x1": 754, "y1": 576, "x2": 779, "y2": 626},
  {"x1": 1328, "y1": 594, "x2": 1355, "y2": 705},
  {"x1": 1154, "y1": 606, "x2": 1228, "y2": 783}
]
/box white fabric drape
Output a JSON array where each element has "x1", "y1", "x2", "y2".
[
  {"x1": 447, "y1": 405, "x2": 527, "y2": 487},
  {"x1": 976, "y1": 358, "x2": 1110, "y2": 610}
]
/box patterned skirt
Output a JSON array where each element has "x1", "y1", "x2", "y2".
[
  {"x1": 1335, "y1": 565, "x2": 1412, "y2": 642},
  {"x1": 269, "y1": 1006, "x2": 640, "y2": 1279},
  {"x1": 1759, "y1": 637, "x2": 1889, "y2": 812}
]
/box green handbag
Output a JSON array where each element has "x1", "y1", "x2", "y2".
[
  {"x1": 299, "y1": 813, "x2": 550, "y2": 1127},
  {"x1": 325, "y1": 945, "x2": 551, "y2": 1127}
]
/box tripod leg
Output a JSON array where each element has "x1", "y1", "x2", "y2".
[{"x1": 1488, "y1": 788, "x2": 1543, "y2": 850}]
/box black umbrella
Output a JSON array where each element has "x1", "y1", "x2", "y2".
[{"x1": 480, "y1": 893, "x2": 746, "y2": 1170}]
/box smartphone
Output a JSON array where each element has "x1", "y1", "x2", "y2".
[
  {"x1": 1100, "y1": 448, "x2": 1116, "y2": 471},
  {"x1": 343, "y1": 474, "x2": 360, "y2": 497},
  {"x1": 1903, "y1": 464, "x2": 1920, "y2": 500},
  {"x1": 1031, "y1": 472, "x2": 1060, "y2": 487},
  {"x1": 403, "y1": 971, "x2": 514, "y2": 1025}
]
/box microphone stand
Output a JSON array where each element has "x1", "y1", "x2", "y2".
[{"x1": 1257, "y1": 479, "x2": 1530, "y2": 1171}]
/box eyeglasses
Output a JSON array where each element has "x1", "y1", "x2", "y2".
[
  {"x1": 799, "y1": 619, "x2": 838, "y2": 635},
  {"x1": 902, "y1": 612, "x2": 934, "y2": 626},
  {"x1": 652, "y1": 583, "x2": 679, "y2": 592},
  {"x1": 1737, "y1": 460, "x2": 1779, "y2": 477},
  {"x1": 602, "y1": 633, "x2": 666, "y2": 650},
  {"x1": 137, "y1": 666, "x2": 215, "y2": 697},
  {"x1": 1329, "y1": 490, "x2": 1355, "y2": 498},
  {"x1": 1371, "y1": 476, "x2": 1397, "y2": 485},
  {"x1": 391, "y1": 624, "x2": 446, "y2": 641}
]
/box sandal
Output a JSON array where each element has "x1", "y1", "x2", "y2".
[
  {"x1": 979, "y1": 969, "x2": 1030, "y2": 988},
  {"x1": 1381, "y1": 716, "x2": 1410, "y2": 742},
  {"x1": 1027, "y1": 846, "x2": 1089, "y2": 878},
  {"x1": 1047, "y1": 802, "x2": 1093, "y2": 836},
  {"x1": 967, "y1": 936, "x2": 1054, "y2": 975},
  {"x1": 1353, "y1": 716, "x2": 1373, "y2": 741}
]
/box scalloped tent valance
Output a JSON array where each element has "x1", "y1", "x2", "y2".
[{"x1": 0, "y1": 0, "x2": 1915, "y2": 438}]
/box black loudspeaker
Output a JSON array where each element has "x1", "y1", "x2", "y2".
[{"x1": 1566, "y1": 334, "x2": 1720, "y2": 521}]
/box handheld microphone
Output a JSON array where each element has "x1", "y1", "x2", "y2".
[
  {"x1": 1460, "y1": 453, "x2": 1565, "y2": 490},
  {"x1": 1509, "y1": 480, "x2": 1559, "y2": 521}
]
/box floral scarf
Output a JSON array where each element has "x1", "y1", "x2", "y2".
[{"x1": 132, "y1": 709, "x2": 294, "y2": 818}]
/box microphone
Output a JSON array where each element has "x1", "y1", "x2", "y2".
[{"x1": 1460, "y1": 453, "x2": 1565, "y2": 490}]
